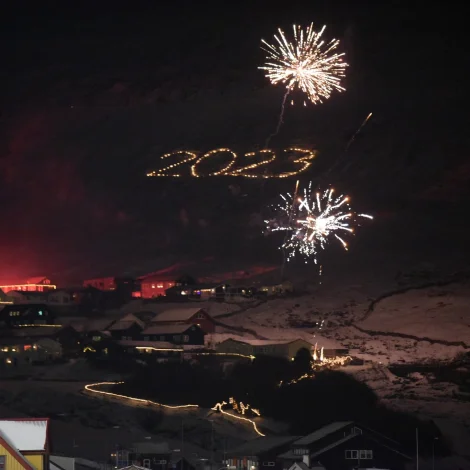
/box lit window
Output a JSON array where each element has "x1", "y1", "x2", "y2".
[
  {"x1": 24, "y1": 345, "x2": 32, "y2": 351},
  {"x1": 38, "y1": 310, "x2": 43, "y2": 316},
  {"x1": 360, "y1": 450, "x2": 373, "y2": 459},
  {"x1": 157, "y1": 284, "x2": 163, "y2": 288},
  {"x1": 345, "y1": 450, "x2": 358, "y2": 460},
  {"x1": 152, "y1": 284, "x2": 155, "y2": 289}
]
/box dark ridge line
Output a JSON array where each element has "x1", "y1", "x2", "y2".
[
  {"x1": 361, "y1": 270, "x2": 470, "y2": 322},
  {"x1": 211, "y1": 299, "x2": 266, "y2": 319},
  {"x1": 353, "y1": 324, "x2": 469, "y2": 349}
]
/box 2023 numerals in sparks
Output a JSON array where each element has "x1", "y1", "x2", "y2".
[{"x1": 146, "y1": 147, "x2": 317, "y2": 178}]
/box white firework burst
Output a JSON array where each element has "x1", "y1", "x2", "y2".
[
  {"x1": 265, "y1": 182, "x2": 373, "y2": 263},
  {"x1": 259, "y1": 23, "x2": 348, "y2": 104}
]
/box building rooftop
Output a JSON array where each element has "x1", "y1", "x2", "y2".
[
  {"x1": 67, "y1": 318, "x2": 116, "y2": 332},
  {"x1": 0, "y1": 418, "x2": 49, "y2": 451},
  {"x1": 152, "y1": 308, "x2": 206, "y2": 322},
  {"x1": 8, "y1": 326, "x2": 63, "y2": 337},
  {"x1": 142, "y1": 324, "x2": 200, "y2": 335},
  {"x1": 108, "y1": 316, "x2": 145, "y2": 331},
  {"x1": 117, "y1": 340, "x2": 182, "y2": 350},
  {"x1": 310, "y1": 434, "x2": 357, "y2": 458},
  {"x1": 0, "y1": 429, "x2": 34, "y2": 470},
  {"x1": 293, "y1": 421, "x2": 353, "y2": 446},
  {"x1": 226, "y1": 436, "x2": 301, "y2": 457}
]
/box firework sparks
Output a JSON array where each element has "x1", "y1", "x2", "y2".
[
  {"x1": 260, "y1": 23, "x2": 347, "y2": 105},
  {"x1": 265, "y1": 182, "x2": 372, "y2": 263}
]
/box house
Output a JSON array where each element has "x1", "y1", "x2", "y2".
[
  {"x1": 83, "y1": 276, "x2": 117, "y2": 290},
  {"x1": 139, "y1": 276, "x2": 177, "y2": 298},
  {"x1": 0, "y1": 429, "x2": 34, "y2": 470},
  {"x1": 216, "y1": 339, "x2": 314, "y2": 361},
  {"x1": 122, "y1": 439, "x2": 214, "y2": 470},
  {"x1": 278, "y1": 422, "x2": 411, "y2": 470},
  {"x1": 259, "y1": 281, "x2": 294, "y2": 297},
  {"x1": 46, "y1": 289, "x2": 75, "y2": 308},
  {"x1": 141, "y1": 324, "x2": 206, "y2": 345},
  {"x1": 225, "y1": 436, "x2": 300, "y2": 470},
  {"x1": 67, "y1": 318, "x2": 116, "y2": 342},
  {"x1": 108, "y1": 314, "x2": 146, "y2": 340},
  {"x1": 51, "y1": 455, "x2": 115, "y2": 470},
  {"x1": 7, "y1": 291, "x2": 50, "y2": 304},
  {"x1": 165, "y1": 283, "x2": 224, "y2": 301},
  {"x1": 7, "y1": 325, "x2": 80, "y2": 356},
  {"x1": 151, "y1": 308, "x2": 216, "y2": 333},
  {"x1": 0, "y1": 418, "x2": 51, "y2": 470},
  {"x1": 0, "y1": 304, "x2": 57, "y2": 328},
  {"x1": 0, "y1": 288, "x2": 13, "y2": 306},
  {"x1": 0, "y1": 277, "x2": 56, "y2": 294},
  {"x1": 0, "y1": 336, "x2": 62, "y2": 366}
]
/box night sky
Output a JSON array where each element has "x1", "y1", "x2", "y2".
[{"x1": 1, "y1": 1, "x2": 469, "y2": 283}]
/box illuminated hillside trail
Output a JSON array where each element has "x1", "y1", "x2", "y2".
[{"x1": 84, "y1": 382, "x2": 265, "y2": 436}]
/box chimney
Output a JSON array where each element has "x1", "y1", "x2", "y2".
[{"x1": 302, "y1": 455, "x2": 310, "y2": 468}]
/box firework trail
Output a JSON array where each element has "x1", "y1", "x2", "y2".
[
  {"x1": 323, "y1": 112, "x2": 373, "y2": 180},
  {"x1": 264, "y1": 89, "x2": 290, "y2": 148},
  {"x1": 265, "y1": 182, "x2": 372, "y2": 264},
  {"x1": 344, "y1": 112, "x2": 373, "y2": 153}
]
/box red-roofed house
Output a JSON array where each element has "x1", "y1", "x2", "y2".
[
  {"x1": 151, "y1": 308, "x2": 216, "y2": 333},
  {"x1": 0, "y1": 418, "x2": 50, "y2": 470}
]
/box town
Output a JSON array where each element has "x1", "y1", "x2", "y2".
[{"x1": 0, "y1": 272, "x2": 420, "y2": 470}]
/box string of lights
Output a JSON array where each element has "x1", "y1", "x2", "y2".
[
  {"x1": 146, "y1": 150, "x2": 198, "y2": 177},
  {"x1": 146, "y1": 148, "x2": 316, "y2": 178},
  {"x1": 84, "y1": 382, "x2": 199, "y2": 409},
  {"x1": 211, "y1": 399, "x2": 265, "y2": 436},
  {"x1": 191, "y1": 352, "x2": 255, "y2": 360},
  {"x1": 191, "y1": 148, "x2": 238, "y2": 177},
  {"x1": 84, "y1": 382, "x2": 264, "y2": 436}
]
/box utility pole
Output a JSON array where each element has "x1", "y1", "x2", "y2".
[
  {"x1": 415, "y1": 428, "x2": 419, "y2": 470},
  {"x1": 211, "y1": 420, "x2": 214, "y2": 470},
  {"x1": 181, "y1": 420, "x2": 184, "y2": 470}
]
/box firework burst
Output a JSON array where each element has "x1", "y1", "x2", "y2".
[
  {"x1": 265, "y1": 182, "x2": 372, "y2": 263},
  {"x1": 260, "y1": 23, "x2": 348, "y2": 105}
]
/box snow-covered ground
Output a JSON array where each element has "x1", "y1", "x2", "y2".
[
  {"x1": 211, "y1": 278, "x2": 470, "y2": 361},
  {"x1": 358, "y1": 281, "x2": 470, "y2": 343}
]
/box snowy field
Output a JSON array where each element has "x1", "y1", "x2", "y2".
[{"x1": 358, "y1": 281, "x2": 470, "y2": 344}]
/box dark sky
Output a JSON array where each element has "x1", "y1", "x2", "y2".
[{"x1": 0, "y1": 1, "x2": 469, "y2": 283}]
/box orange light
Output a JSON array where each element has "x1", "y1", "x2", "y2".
[{"x1": 84, "y1": 382, "x2": 264, "y2": 436}]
